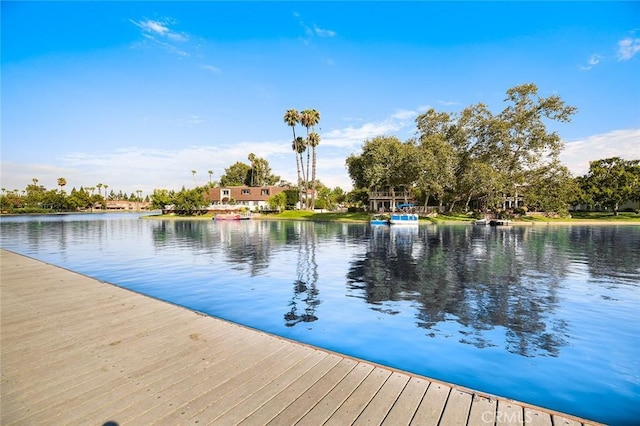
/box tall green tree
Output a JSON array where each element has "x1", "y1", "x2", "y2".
[
  {"x1": 57, "y1": 177, "x2": 67, "y2": 193},
  {"x1": 582, "y1": 157, "x2": 640, "y2": 215},
  {"x1": 173, "y1": 187, "x2": 207, "y2": 215},
  {"x1": 523, "y1": 161, "x2": 578, "y2": 215},
  {"x1": 219, "y1": 162, "x2": 252, "y2": 187},
  {"x1": 300, "y1": 109, "x2": 321, "y2": 209},
  {"x1": 284, "y1": 109, "x2": 304, "y2": 208},
  {"x1": 150, "y1": 189, "x2": 175, "y2": 210},
  {"x1": 346, "y1": 136, "x2": 419, "y2": 210},
  {"x1": 247, "y1": 153, "x2": 280, "y2": 186},
  {"x1": 488, "y1": 83, "x2": 577, "y2": 194}
]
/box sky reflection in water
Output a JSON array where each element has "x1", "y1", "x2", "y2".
[{"x1": 1, "y1": 214, "x2": 639, "y2": 425}]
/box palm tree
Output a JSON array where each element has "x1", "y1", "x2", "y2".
[
  {"x1": 248, "y1": 153, "x2": 256, "y2": 186},
  {"x1": 308, "y1": 131, "x2": 321, "y2": 209},
  {"x1": 208, "y1": 170, "x2": 214, "y2": 186},
  {"x1": 97, "y1": 183, "x2": 103, "y2": 198},
  {"x1": 284, "y1": 109, "x2": 304, "y2": 208},
  {"x1": 292, "y1": 136, "x2": 307, "y2": 207},
  {"x1": 57, "y1": 177, "x2": 67, "y2": 193},
  {"x1": 103, "y1": 185, "x2": 109, "y2": 200},
  {"x1": 300, "y1": 109, "x2": 321, "y2": 209},
  {"x1": 191, "y1": 170, "x2": 197, "y2": 186}
]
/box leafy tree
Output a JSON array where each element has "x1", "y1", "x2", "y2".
[
  {"x1": 247, "y1": 153, "x2": 280, "y2": 186},
  {"x1": 219, "y1": 162, "x2": 251, "y2": 186},
  {"x1": 150, "y1": 189, "x2": 175, "y2": 210},
  {"x1": 346, "y1": 136, "x2": 419, "y2": 210},
  {"x1": 345, "y1": 188, "x2": 369, "y2": 209},
  {"x1": 172, "y1": 187, "x2": 207, "y2": 215},
  {"x1": 486, "y1": 83, "x2": 577, "y2": 193},
  {"x1": 523, "y1": 161, "x2": 578, "y2": 215},
  {"x1": 283, "y1": 189, "x2": 299, "y2": 209},
  {"x1": 24, "y1": 180, "x2": 46, "y2": 208},
  {"x1": 581, "y1": 157, "x2": 640, "y2": 215},
  {"x1": 266, "y1": 192, "x2": 287, "y2": 211},
  {"x1": 67, "y1": 187, "x2": 92, "y2": 210}
]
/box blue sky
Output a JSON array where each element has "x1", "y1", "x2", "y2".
[{"x1": 2, "y1": 1, "x2": 639, "y2": 196}]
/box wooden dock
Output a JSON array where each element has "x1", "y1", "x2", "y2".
[{"x1": 1, "y1": 249, "x2": 601, "y2": 425}]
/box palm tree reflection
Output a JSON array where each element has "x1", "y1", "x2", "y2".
[{"x1": 284, "y1": 222, "x2": 320, "y2": 327}]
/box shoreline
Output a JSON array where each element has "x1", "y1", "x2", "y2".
[
  {"x1": 2, "y1": 211, "x2": 638, "y2": 225},
  {"x1": 141, "y1": 214, "x2": 640, "y2": 226}
]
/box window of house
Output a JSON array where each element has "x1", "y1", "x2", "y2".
[
  {"x1": 222, "y1": 189, "x2": 230, "y2": 196},
  {"x1": 261, "y1": 189, "x2": 269, "y2": 196},
  {"x1": 242, "y1": 189, "x2": 250, "y2": 195}
]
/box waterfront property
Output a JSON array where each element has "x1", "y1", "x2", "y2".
[{"x1": 0, "y1": 250, "x2": 601, "y2": 425}]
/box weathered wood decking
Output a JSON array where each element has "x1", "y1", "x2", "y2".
[{"x1": 1, "y1": 249, "x2": 601, "y2": 425}]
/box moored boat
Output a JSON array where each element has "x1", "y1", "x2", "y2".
[
  {"x1": 370, "y1": 214, "x2": 389, "y2": 225},
  {"x1": 213, "y1": 213, "x2": 251, "y2": 221},
  {"x1": 389, "y1": 213, "x2": 419, "y2": 225}
]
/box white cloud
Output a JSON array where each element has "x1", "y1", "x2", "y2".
[
  {"x1": 560, "y1": 129, "x2": 640, "y2": 176},
  {"x1": 201, "y1": 64, "x2": 222, "y2": 74},
  {"x1": 130, "y1": 18, "x2": 190, "y2": 56},
  {"x1": 617, "y1": 36, "x2": 640, "y2": 61},
  {"x1": 323, "y1": 109, "x2": 419, "y2": 148},
  {"x1": 131, "y1": 19, "x2": 189, "y2": 42},
  {"x1": 293, "y1": 12, "x2": 336, "y2": 44},
  {"x1": 313, "y1": 25, "x2": 336, "y2": 38},
  {"x1": 579, "y1": 53, "x2": 604, "y2": 71}
]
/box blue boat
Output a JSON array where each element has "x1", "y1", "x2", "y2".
[
  {"x1": 389, "y1": 213, "x2": 419, "y2": 225},
  {"x1": 370, "y1": 214, "x2": 389, "y2": 225}
]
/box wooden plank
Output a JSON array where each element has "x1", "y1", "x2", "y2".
[
  {"x1": 265, "y1": 357, "x2": 358, "y2": 425},
  {"x1": 352, "y1": 370, "x2": 409, "y2": 425},
  {"x1": 525, "y1": 407, "x2": 552, "y2": 426},
  {"x1": 324, "y1": 366, "x2": 392, "y2": 426},
  {"x1": 467, "y1": 394, "x2": 497, "y2": 425},
  {"x1": 238, "y1": 353, "x2": 342, "y2": 426},
  {"x1": 497, "y1": 399, "x2": 525, "y2": 426},
  {"x1": 381, "y1": 377, "x2": 429, "y2": 426},
  {"x1": 296, "y1": 361, "x2": 375, "y2": 425},
  {"x1": 551, "y1": 415, "x2": 583, "y2": 426},
  {"x1": 440, "y1": 389, "x2": 472, "y2": 426},
  {"x1": 214, "y1": 348, "x2": 328, "y2": 424},
  {"x1": 128, "y1": 335, "x2": 289, "y2": 425},
  {"x1": 188, "y1": 345, "x2": 310, "y2": 423},
  {"x1": 411, "y1": 381, "x2": 450, "y2": 424}
]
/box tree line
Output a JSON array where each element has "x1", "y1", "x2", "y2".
[
  {"x1": 0, "y1": 178, "x2": 146, "y2": 213},
  {"x1": 346, "y1": 83, "x2": 639, "y2": 216}
]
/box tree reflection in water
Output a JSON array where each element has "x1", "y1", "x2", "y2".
[
  {"x1": 347, "y1": 225, "x2": 570, "y2": 357},
  {"x1": 284, "y1": 222, "x2": 320, "y2": 327}
]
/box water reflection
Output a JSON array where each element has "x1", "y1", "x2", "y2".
[
  {"x1": 284, "y1": 222, "x2": 320, "y2": 327},
  {"x1": 348, "y1": 225, "x2": 580, "y2": 357}
]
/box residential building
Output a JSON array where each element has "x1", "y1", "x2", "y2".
[{"x1": 207, "y1": 185, "x2": 291, "y2": 211}]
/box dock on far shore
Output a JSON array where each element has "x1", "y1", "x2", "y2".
[{"x1": 0, "y1": 249, "x2": 602, "y2": 425}]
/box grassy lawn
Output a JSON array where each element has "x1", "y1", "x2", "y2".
[{"x1": 144, "y1": 210, "x2": 639, "y2": 223}]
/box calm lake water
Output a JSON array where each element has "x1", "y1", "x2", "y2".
[{"x1": 1, "y1": 213, "x2": 639, "y2": 424}]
